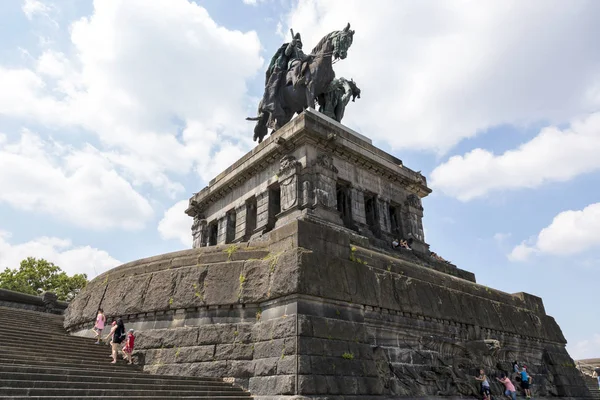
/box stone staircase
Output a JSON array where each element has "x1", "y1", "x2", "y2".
[
  {"x1": 584, "y1": 374, "x2": 600, "y2": 400},
  {"x1": 0, "y1": 306, "x2": 252, "y2": 399}
]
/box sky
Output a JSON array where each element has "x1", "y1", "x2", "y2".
[{"x1": 0, "y1": 0, "x2": 599, "y2": 360}]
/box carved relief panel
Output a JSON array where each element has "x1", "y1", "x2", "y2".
[{"x1": 279, "y1": 155, "x2": 302, "y2": 212}]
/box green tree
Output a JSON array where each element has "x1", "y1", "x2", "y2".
[{"x1": 0, "y1": 257, "x2": 88, "y2": 301}]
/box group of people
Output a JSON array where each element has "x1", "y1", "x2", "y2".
[
  {"x1": 475, "y1": 363, "x2": 533, "y2": 399},
  {"x1": 392, "y1": 238, "x2": 412, "y2": 250},
  {"x1": 92, "y1": 309, "x2": 136, "y2": 365}
]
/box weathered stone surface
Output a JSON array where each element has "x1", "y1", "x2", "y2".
[
  {"x1": 102, "y1": 274, "x2": 153, "y2": 317},
  {"x1": 203, "y1": 261, "x2": 245, "y2": 305},
  {"x1": 215, "y1": 343, "x2": 254, "y2": 360},
  {"x1": 249, "y1": 375, "x2": 295, "y2": 395},
  {"x1": 171, "y1": 265, "x2": 207, "y2": 309},
  {"x1": 66, "y1": 217, "x2": 590, "y2": 399},
  {"x1": 141, "y1": 270, "x2": 175, "y2": 312},
  {"x1": 63, "y1": 280, "x2": 107, "y2": 327}
]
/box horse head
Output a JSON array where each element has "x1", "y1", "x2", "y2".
[
  {"x1": 312, "y1": 23, "x2": 355, "y2": 60},
  {"x1": 333, "y1": 23, "x2": 355, "y2": 60}
]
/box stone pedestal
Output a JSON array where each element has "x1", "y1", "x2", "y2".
[
  {"x1": 64, "y1": 218, "x2": 591, "y2": 399},
  {"x1": 64, "y1": 110, "x2": 591, "y2": 399}
]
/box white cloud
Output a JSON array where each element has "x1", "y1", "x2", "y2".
[
  {"x1": 0, "y1": 130, "x2": 154, "y2": 230},
  {"x1": 508, "y1": 202, "x2": 600, "y2": 261},
  {"x1": 283, "y1": 0, "x2": 600, "y2": 152},
  {"x1": 158, "y1": 200, "x2": 192, "y2": 247},
  {"x1": 430, "y1": 112, "x2": 600, "y2": 201},
  {"x1": 568, "y1": 333, "x2": 600, "y2": 361},
  {"x1": 493, "y1": 232, "x2": 511, "y2": 245},
  {"x1": 21, "y1": 0, "x2": 58, "y2": 29},
  {"x1": 2, "y1": 0, "x2": 263, "y2": 196},
  {"x1": 0, "y1": 231, "x2": 121, "y2": 278},
  {"x1": 22, "y1": 0, "x2": 51, "y2": 20}
]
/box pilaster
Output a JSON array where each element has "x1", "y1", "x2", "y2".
[{"x1": 233, "y1": 204, "x2": 247, "y2": 243}]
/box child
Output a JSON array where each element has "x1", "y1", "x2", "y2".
[
  {"x1": 104, "y1": 320, "x2": 117, "y2": 354},
  {"x1": 497, "y1": 373, "x2": 517, "y2": 400},
  {"x1": 121, "y1": 329, "x2": 135, "y2": 365},
  {"x1": 520, "y1": 365, "x2": 533, "y2": 399},
  {"x1": 93, "y1": 309, "x2": 106, "y2": 344},
  {"x1": 475, "y1": 369, "x2": 491, "y2": 400}
]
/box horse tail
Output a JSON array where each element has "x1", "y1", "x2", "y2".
[{"x1": 252, "y1": 112, "x2": 269, "y2": 143}]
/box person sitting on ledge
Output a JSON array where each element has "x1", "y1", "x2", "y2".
[{"x1": 392, "y1": 239, "x2": 412, "y2": 251}]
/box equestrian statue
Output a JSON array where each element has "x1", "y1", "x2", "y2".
[{"x1": 247, "y1": 23, "x2": 359, "y2": 143}]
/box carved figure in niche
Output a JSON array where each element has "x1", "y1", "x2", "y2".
[
  {"x1": 407, "y1": 212, "x2": 424, "y2": 241},
  {"x1": 302, "y1": 180, "x2": 313, "y2": 207},
  {"x1": 279, "y1": 154, "x2": 301, "y2": 173},
  {"x1": 315, "y1": 188, "x2": 330, "y2": 207},
  {"x1": 406, "y1": 193, "x2": 423, "y2": 210},
  {"x1": 313, "y1": 153, "x2": 338, "y2": 173}
]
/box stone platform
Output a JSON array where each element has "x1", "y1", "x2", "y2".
[
  {"x1": 64, "y1": 110, "x2": 591, "y2": 398},
  {"x1": 65, "y1": 217, "x2": 590, "y2": 398}
]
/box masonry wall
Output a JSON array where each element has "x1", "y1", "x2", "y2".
[{"x1": 64, "y1": 220, "x2": 591, "y2": 399}]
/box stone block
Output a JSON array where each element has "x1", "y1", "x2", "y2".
[
  {"x1": 254, "y1": 357, "x2": 278, "y2": 376},
  {"x1": 202, "y1": 262, "x2": 244, "y2": 305},
  {"x1": 228, "y1": 360, "x2": 256, "y2": 378},
  {"x1": 214, "y1": 343, "x2": 254, "y2": 360},
  {"x1": 277, "y1": 355, "x2": 296, "y2": 375},
  {"x1": 249, "y1": 375, "x2": 295, "y2": 395},
  {"x1": 252, "y1": 316, "x2": 296, "y2": 341},
  {"x1": 140, "y1": 271, "x2": 175, "y2": 312},
  {"x1": 197, "y1": 323, "x2": 238, "y2": 345},
  {"x1": 253, "y1": 338, "x2": 293, "y2": 359}
]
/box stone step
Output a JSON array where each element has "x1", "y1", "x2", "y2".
[
  {"x1": 4, "y1": 397, "x2": 251, "y2": 400},
  {"x1": 0, "y1": 337, "x2": 111, "y2": 353},
  {"x1": 0, "y1": 317, "x2": 64, "y2": 329},
  {"x1": 0, "y1": 388, "x2": 251, "y2": 397},
  {"x1": 0, "y1": 307, "x2": 252, "y2": 399},
  {"x1": 0, "y1": 363, "x2": 212, "y2": 381},
  {"x1": 0, "y1": 352, "x2": 141, "y2": 367},
  {"x1": 0, "y1": 326, "x2": 103, "y2": 343},
  {"x1": 0, "y1": 344, "x2": 115, "y2": 360},
  {"x1": 0, "y1": 318, "x2": 65, "y2": 331},
  {"x1": 0, "y1": 306, "x2": 65, "y2": 320},
  {"x1": 0, "y1": 324, "x2": 66, "y2": 336},
  {"x1": 1, "y1": 371, "x2": 230, "y2": 387},
  {"x1": 0, "y1": 356, "x2": 143, "y2": 372},
  {"x1": 3, "y1": 380, "x2": 245, "y2": 392}
]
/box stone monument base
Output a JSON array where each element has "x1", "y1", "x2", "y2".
[{"x1": 64, "y1": 217, "x2": 591, "y2": 399}]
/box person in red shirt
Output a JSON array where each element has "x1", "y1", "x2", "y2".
[{"x1": 121, "y1": 329, "x2": 135, "y2": 365}]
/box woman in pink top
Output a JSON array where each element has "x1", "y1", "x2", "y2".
[
  {"x1": 93, "y1": 309, "x2": 106, "y2": 344},
  {"x1": 497, "y1": 373, "x2": 517, "y2": 400}
]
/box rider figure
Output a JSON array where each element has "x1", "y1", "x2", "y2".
[
  {"x1": 259, "y1": 31, "x2": 310, "y2": 126},
  {"x1": 285, "y1": 32, "x2": 310, "y2": 88}
]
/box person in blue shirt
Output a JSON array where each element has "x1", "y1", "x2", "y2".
[{"x1": 520, "y1": 365, "x2": 533, "y2": 398}]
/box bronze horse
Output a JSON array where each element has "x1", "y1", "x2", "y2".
[{"x1": 247, "y1": 23, "x2": 355, "y2": 143}]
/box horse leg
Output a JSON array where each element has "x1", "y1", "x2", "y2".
[
  {"x1": 305, "y1": 80, "x2": 316, "y2": 110},
  {"x1": 273, "y1": 109, "x2": 294, "y2": 131}
]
